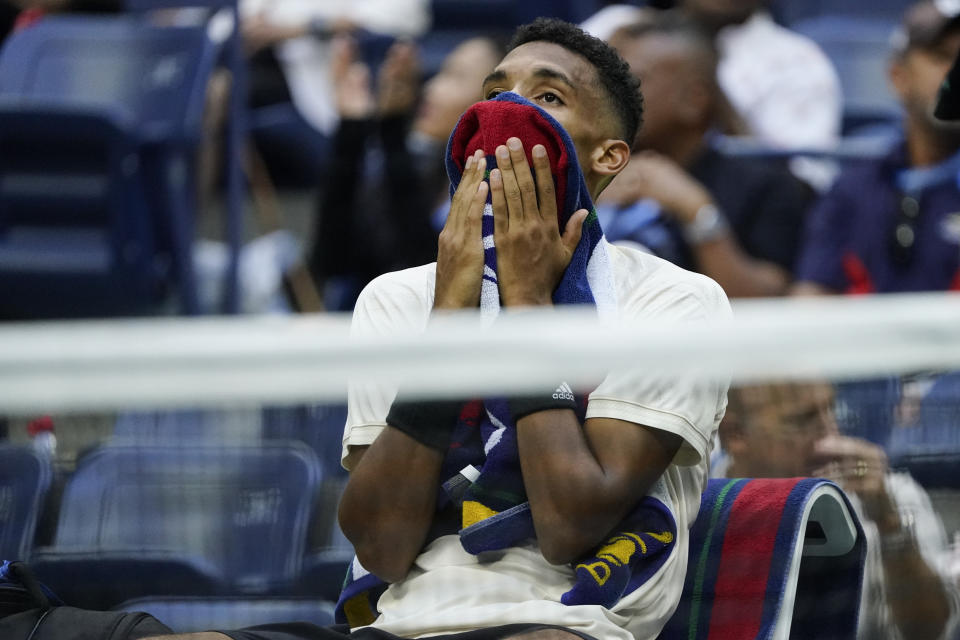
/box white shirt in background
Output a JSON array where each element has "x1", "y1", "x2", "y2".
[
  {"x1": 241, "y1": 0, "x2": 431, "y2": 134},
  {"x1": 716, "y1": 11, "x2": 842, "y2": 151}
]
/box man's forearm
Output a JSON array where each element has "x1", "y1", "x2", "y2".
[
  {"x1": 515, "y1": 410, "x2": 681, "y2": 565},
  {"x1": 338, "y1": 427, "x2": 444, "y2": 582},
  {"x1": 881, "y1": 540, "x2": 952, "y2": 640},
  {"x1": 690, "y1": 235, "x2": 790, "y2": 298}
]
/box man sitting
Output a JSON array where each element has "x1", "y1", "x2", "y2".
[{"x1": 145, "y1": 18, "x2": 730, "y2": 640}]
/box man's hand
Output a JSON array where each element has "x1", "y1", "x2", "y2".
[
  {"x1": 490, "y1": 138, "x2": 587, "y2": 307},
  {"x1": 377, "y1": 41, "x2": 420, "y2": 117},
  {"x1": 434, "y1": 149, "x2": 488, "y2": 310},
  {"x1": 811, "y1": 434, "x2": 900, "y2": 532},
  {"x1": 600, "y1": 151, "x2": 713, "y2": 224}
]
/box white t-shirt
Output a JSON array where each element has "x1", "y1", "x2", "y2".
[
  {"x1": 717, "y1": 11, "x2": 842, "y2": 151},
  {"x1": 341, "y1": 242, "x2": 732, "y2": 640}
]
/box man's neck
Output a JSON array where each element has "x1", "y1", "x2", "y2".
[{"x1": 905, "y1": 117, "x2": 960, "y2": 167}]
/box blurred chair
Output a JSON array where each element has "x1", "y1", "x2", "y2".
[
  {"x1": 263, "y1": 404, "x2": 353, "y2": 601},
  {"x1": 770, "y1": 0, "x2": 912, "y2": 29},
  {"x1": 125, "y1": 0, "x2": 245, "y2": 311},
  {"x1": 793, "y1": 16, "x2": 903, "y2": 136},
  {"x1": 31, "y1": 442, "x2": 322, "y2": 609},
  {"x1": 112, "y1": 408, "x2": 263, "y2": 445},
  {"x1": 890, "y1": 371, "x2": 960, "y2": 489},
  {"x1": 262, "y1": 404, "x2": 348, "y2": 477},
  {"x1": 113, "y1": 596, "x2": 336, "y2": 633},
  {"x1": 0, "y1": 445, "x2": 52, "y2": 561},
  {"x1": 0, "y1": 16, "x2": 219, "y2": 318}
]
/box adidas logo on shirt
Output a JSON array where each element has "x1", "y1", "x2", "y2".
[{"x1": 553, "y1": 382, "x2": 575, "y2": 401}]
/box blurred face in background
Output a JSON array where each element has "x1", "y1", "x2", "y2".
[
  {"x1": 680, "y1": 0, "x2": 766, "y2": 29},
  {"x1": 722, "y1": 383, "x2": 839, "y2": 478},
  {"x1": 616, "y1": 31, "x2": 716, "y2": 151},
  {"x1": 890, "y1": 28, "x2": 960, "y2": 126},
  {"x1": 413, "y1": 38, "x2": 501, "y2": 143}
]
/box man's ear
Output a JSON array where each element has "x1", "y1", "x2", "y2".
[{"x1": 590, "y1": 139, "x2": 631, "y2": 179}]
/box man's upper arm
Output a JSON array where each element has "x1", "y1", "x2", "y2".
[{"x1": 586, "y1": 276, "x2": 731, "y2": 467}]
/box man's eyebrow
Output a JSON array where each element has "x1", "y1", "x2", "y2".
[
  {"x1": 531, "y1": 67, "x2": 577, "y2": 92},
  {"x1": 481, "y1": 69, "x2": 508, "y2": 88}
]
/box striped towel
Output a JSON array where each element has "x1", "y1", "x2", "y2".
[{"x1": 658, "y1": 478, "x2": 866, "y2": 640}]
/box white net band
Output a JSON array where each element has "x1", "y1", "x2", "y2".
[{"x1": 1, "y1": 292, "x2": 959, "y2": 414}]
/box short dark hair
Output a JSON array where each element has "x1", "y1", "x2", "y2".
[{"x1": 508, "y1": 17, "x2": 643, "y2": 144}]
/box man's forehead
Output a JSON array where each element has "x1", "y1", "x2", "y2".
[
  {"x1": 492, "y1": 42, "x2": 599, "y2": 88},
  {"x1": 738, "y1": 383, "x2": 834, "y2": 416}
]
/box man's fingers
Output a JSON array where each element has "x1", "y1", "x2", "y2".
[
  {"x1": 506, "y1": 137, "x2": 538, "y2": 218},
  {"x1": 496, "y1": 144, "x2": 524, "y2": 223},
  {"x1": 450, "y1": 150, "x2": 484, "y2": 230},
  {"x1": 561, "y1": 209, "x2": 588, "y2": 255},
  {"x1": 531, "y1": 144, "x2": 556, "y2": 224},
  {"x1": 490, "y1": 168, "x2": 508, "y2": 236},
  {"x1": 468, "y1": 180, "x2": 489, "y2": 231}
]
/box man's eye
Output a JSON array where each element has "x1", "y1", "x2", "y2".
[
  {"x1": 540, "y1": 92, "x2": 562, "y2": 105},
  {"x1": 486, "y1": 89, "x2": 502, "y2": 99}
]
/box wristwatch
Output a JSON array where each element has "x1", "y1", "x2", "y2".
[{"x1": 682, "y1": 203, "x2": 730, "y2": 245}]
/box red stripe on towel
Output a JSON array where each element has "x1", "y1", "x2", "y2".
[{"x1": 707, "y1": 478, "x2": 800, "y2": 640}]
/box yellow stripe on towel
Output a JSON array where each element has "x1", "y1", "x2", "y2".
[{"x1": 462, "y1": 500, "x2": 499, "y2": 528}]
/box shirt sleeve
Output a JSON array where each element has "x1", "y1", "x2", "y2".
[
  {"x1": 341, "y1": 267, "x2": 433, "y2": 470},
  {"x1": 586, "y1": 273, "x2": 732, "y2": 466}
]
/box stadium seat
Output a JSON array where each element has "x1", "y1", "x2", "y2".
[
  {"x1": 263, "y1": 403, "x2": 354, "y2": 599},
  {"x1": 31, "y1": 442, "x2": 322, "y2": 609},
  {"x1": 0, "y1": 16, "x2": 219, "y2": 318},
  {"x1": 889, "y1": 372, "x2": 960, "y2": 488},
  {"x1": 0, "y1": 445, "x2": 52, "y2": 562},
  {"x1": 125, "y1": 0, "x2": 246, "y2": 312},
  {"x1": 262, "y1": 404, "x2": 348, "y2": 478},
  {"x1": 658, "y1": 478, "x2": 865, "y2": 640},
  {"x1": 792, "y1": 17, "x2": 903, "y2": 136},
  {"x1": 112, "y1": 408, "x2": 263, "y2": 445},
  {"x1": 770, "y1": 0, "x2": 912, "y2": 28},
  {"x1": 113, "y1": 596, "x2": 337, "y2": 633}
]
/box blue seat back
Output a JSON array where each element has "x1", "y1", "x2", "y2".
[
  {"x1": 0, "y1": 16, "x2": 217, "y2": 142},
  {"x1": 115, "y1": 596, "x2": 336, "y2": 632},
  {"x1": 889, "y1": 372, "x2": 960, "y2": 488},
  {"x1": 53, "y1": 443, "x2": 321, "y2": 591},
  {"x1": 771, "y1": 0, "x2": 912, "y2": 27},
  {"x1": 0, "y1": 445, "x2": 52, "y2": 561},
  {"x1": 112, "y1": 409, "x2": 263, "y2": 445},
  {"x1": 262, "y1": 404, "x2": 348, "y2": 478},
  {"x1": 793, "y1": 16, "x2": 902, "y2": 131}
]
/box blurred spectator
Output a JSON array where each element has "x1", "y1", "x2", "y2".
[
  {"x1": 598, "y1": 15, "x2": 812, "y2": 297},
  {"x1": 680, "y1": 0, "x2": 842, "y2": 151},
  {"x1": 717, "y1": 382, "x2": 960, "y2": 640},
  {"x1": 793, "y1": 0, "x2": 960, "y2": 295},
  {"x1": 241, "y1": 0, "x2": 430, "y2": 138},
  {"x1": 309, "y1": 36, "x2": 503, "y2": 309}
]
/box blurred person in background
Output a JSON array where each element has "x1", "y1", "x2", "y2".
[
  {"x1": 308, "y1": 36, "x2": 504, "y2": 309},
  {"x1": 717, "y1": 382, "x2": 960, "y2": 640},
  {"x1": 679, "y1": 0, "x2": 842, "y2": 151},
  {"x1": 793, "y1": 0, "x2": 960, "y2": 296},
  {"x1": 597, "y1": 14, "x2": 812, "y2": 297},
  {"x1": 240, "y1": 0, "x2": 430, "y2": 139}
]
